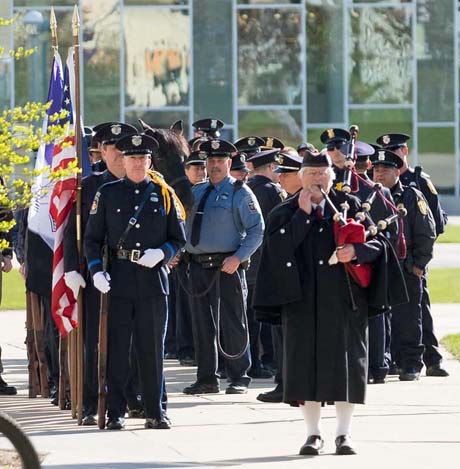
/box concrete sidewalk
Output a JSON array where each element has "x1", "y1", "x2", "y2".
[{"x1": 0, "y1": 306, "x2": 459, "y2": 469}]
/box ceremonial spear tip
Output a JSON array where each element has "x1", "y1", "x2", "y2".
[{"x1": 72, "y1": 5, "x2": 80, "y2": 35}]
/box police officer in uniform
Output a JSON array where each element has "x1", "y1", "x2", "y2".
[
  {"x1": 245, "y1": 146, "x2": 286, "y2": 378},
  {"x1": 371, "y1": 149, "x2": 436, "y2": 381},
  {"x1": 183, "y1": 139, "x2": 264, "y2": 395},
  {"x1": 85, "y1": 133, "x2": 186, "y2": 430},
  {"x1": 64, "y1": 122, "x2": 138, "y2": 424},
  {"x1": 185, "y1": 151, "x2": 207, "y2": 186},
  {"x1": 257, "y1": 146, "x2": 303, "y2": 403},
  {"x1": 230, "y1": 152, "x2": 250, "y2": 183},
  {"x1": 376, "y1": 133, "x2": 448, "y2": 377},
  {"x1": 354, "y1": 142, "x2": 398, "y2": 384},
  {"x1": 192, "y1": 118, "x2": 224, "y2": 139}
]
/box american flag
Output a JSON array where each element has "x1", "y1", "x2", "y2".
[{"x1": 49, "y1": 48, "x2": 80, "y2": 337}]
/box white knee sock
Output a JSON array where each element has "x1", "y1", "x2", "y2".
[
  {"x1": 335, "y1": 401, "x2": 355, "y2": 437},
  {"x1": 299, "y1": 401, "x2": 322, "y2": 436}
]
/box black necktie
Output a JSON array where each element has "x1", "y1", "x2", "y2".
[
  {"x1": 315, "y1": 205, "x2": 323, "y2": 220},
  {"x1": 190, "y1": 184, "x2": 214, "y2": 246}
]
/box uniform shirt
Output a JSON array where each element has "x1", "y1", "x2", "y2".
[
  {"x1": 399, "y1": 167, "x2": 446, "y2": 237},
  {"x1": 185, "y1": 175, "x2": 264, "y2": 261},
  {"x1": 64, "y1": 170, "x2": 118, "y2": 274},
  {"x1": 84, "y1": 177, "x2": 186, "y2": 298},
  {"x1": 391, "y1": 181, "x2": 436, "y2": 272}
]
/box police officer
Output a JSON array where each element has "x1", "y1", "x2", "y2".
[
  {"x1": 84, "y1": 133, "x2": 186, "y2": 430},
  {"x1": 320, "y1": 128, "x2": 352, "y2": 192},
  {"x1": 371, "y1": 149, "x2": 436, "y2": 381},
  {"x1": 192, "y1": 118, "x2": 224, "y2": 139},
  {"x1": 257, "y1": 146, "x2": 303, "y2": 403},
  {"x1": 376, "y1": 133, "x2": 448, "y2": 376},
  {"x1": 183, "y1": 138, "x2": 264, "y2": 395},
  {"x1": 185, "y1": 151, "x2": 207, "y2": 186},
  {"x1": 354, "y1": 142, "x2": 398, "y2": 384},
  {"x1": 230, "y1": 152, "x2": 250, "y2": 183},
  {"x1": 234, "y1": 136, "x2": 266, "y2": 179},
  {"x1": 64, "y1": 122, "x2": 137, "y2": 425}
]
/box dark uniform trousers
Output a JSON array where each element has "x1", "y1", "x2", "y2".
[
  {"x1": 272, "y1": 325, "x2": 283, "y2": 385},
  {"x1": 107, "y1": 295, "x2": 167, "y2": 421},
  {"x1": 189, "y1": 261, "x2": 251, "y2": 386},
  {"x1": 82, "y1": 279, "x2": 100, "y2": 416},
  {"x1": 173, "y1": 263, "x2": 195, "y2": 359},
  {"x1": 368, "y1": 314, "x2": 391, "y2": 380},
  {"x1": 390, "y1": 270, "x2": 425, "y2": 371},
  {"x1": 421, "y1": 274, "x2": 442, "y2": 367}
]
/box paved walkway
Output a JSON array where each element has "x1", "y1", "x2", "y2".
[{"x1": 0, "y1": 305, "x2": 459, "y2": 469}]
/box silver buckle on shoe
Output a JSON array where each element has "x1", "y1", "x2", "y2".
[{"x1": 130, "y1": 250, "x2": 141, "y2": 262}]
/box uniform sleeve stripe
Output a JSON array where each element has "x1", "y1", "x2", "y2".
[
  {"x1": 164, "y1": 242, "x2": 175, "y2": 258},
  {"x1": 88, "y1": 259, "x2": 102, "y2": 268}
]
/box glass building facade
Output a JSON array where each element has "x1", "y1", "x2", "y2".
[{"x1": 1, "y1": 0, "x2": 459, "y2": 212}]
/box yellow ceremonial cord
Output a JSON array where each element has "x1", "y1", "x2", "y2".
[{"x1": 147, "y1": 169, "x2": 186, "y2": 220}]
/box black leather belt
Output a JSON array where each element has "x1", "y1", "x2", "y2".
[
  {"x1": 190, "y1": 252, "x2": 234, "y2": 269},
  {"x1": 115, "y1": 249, "x2": 143, "y2": 262}
]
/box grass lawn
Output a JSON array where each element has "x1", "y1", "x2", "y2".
[
  {"x1": 437, "y1": 224, "x2": 460, "y2": 243},
  {"x1": 440, "y1": 334, "x2": 460, "y2": 360},
  {"x1": 427, "y1": 268, "x2": 460, "y2": 303},
  {"x1": 0, "y1": 269, "x2": 26, "y2": 310}
]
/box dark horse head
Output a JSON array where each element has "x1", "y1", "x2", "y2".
[{"x1": 139, "y1": 118, "x2": 193, "y2": 212}]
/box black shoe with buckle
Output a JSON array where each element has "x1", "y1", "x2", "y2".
[
  {"x1": 299, "y1": 435, "x2": 324, "y2": 455},
  {"x1": 106, "y1": 417, "x2": 125, "y2": 430},
  {"x1": 183, "y1": 381, "x2": 220, "y2": 395},
  {"x1": 256, "y1": 384, "x2": 283, "y2": 403},
  {"x1": 82, "y1": 415, "x2": 97, "y2": 426},
  {"x1": 335, "y1": 435, "x2": 356, "y2": 455},
  {"x1": 426, "y1": 364, "x2": 449, "y2": 377},
  {"x1": 144, "y1": 417, "x2": 171, "y2": 429}
]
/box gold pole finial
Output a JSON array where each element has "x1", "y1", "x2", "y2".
[
  {"x1": 50, "y1": 7, "x2": 58, "y2": 50},
  {"x1": 72, "y1": 5, "x2": 80, "y2": 36}
]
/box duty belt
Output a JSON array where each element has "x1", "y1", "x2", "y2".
[
  {"x1": 114, "y1": 249, "x2": 143, "y2": 262},
  {"x1": 190, "y1": 252, "x2": 234, "y2": 269}
]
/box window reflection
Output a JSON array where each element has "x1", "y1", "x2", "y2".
[
  {"x1": 418, "y1": 127, "x2": 455, "y2": 194},
  {"x1": 82, "y1": 0, "x2": 120, "y2": 124},
  {"x1": 238, "y1": 8, "x2": 302, "y2": 105},
  {"x1": 124, "y1": 8, "x2": 190, "y2": 107},
  {"x1": 306, "y1": 1, "x2": 344, "y2": 123},
  {"x1": 349, "y1": 7, "x2": 412, "y2": 104},
  {"x1": 239, "y1": 109, "x2": 303, "y2": 147}
]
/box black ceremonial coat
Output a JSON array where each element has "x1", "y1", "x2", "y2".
[{"x1": 253, "y1": 189, "x2": 386, "y2": 405}]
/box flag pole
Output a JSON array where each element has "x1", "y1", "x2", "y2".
[
  {"x1": 72, "y1": 5, "x2": 84, "y2": 426},
  {"x1": 51, "y1": 6, "x2": 69, "y2": 413}
]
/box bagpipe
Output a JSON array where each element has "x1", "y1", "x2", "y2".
[{"x1": 319, "y1": 185, "x2": 407, "y2": 288}]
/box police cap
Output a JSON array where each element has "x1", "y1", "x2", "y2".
[
  {"x1": 302, "y1": 149, "x2": 332, "y2": 168},
  {"x1": 185, "y1": 150, "x2": 207, "y2": 166},
  {"x1": 192, "y1": 118, "x2": 224, "y2": 138},
  {"x1": 234, "y1": 136, "x2": 265, "y2": 154},
  {"x1": 274, "y1": 148, "x2": 303, "y2": 173},
  {"x1": 199, "y1": 139, "x2": 236, "y2": 158},
  {"x1": 376, "y1": 133, "x2": 410, "y2": 150},
  {"x1": 355, "y1": 141, "x2": 377, "y2": 162},
  {"x1": 115, "y1": 133, "x2": 159, "y2": 156},
  {"x1": 261, "y1": 137, "x2": 284, "y2": 149},
  {"x1": 231, "y1": 152, "x2": 249, "y2": 172},
  {"x1": 247, "y1": 148, "x2": 280, "y2": 169},
  {"x1": 370, "y1": 149, "x2": 404, "y2": 169},
  {"x1": 320, "y1": 128, "x2": 351, "y2": 146},
  {"x1": 297, "y1": 142, "x2": 316, "y2": 154},
  {"x1": 96, "y1": 123, "x2": 138, "y2": 146}
]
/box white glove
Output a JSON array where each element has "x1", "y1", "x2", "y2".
[
  {"x1": 93, "y1": 271, "x2": 111, "y2": 294},
  {"x1": 136, "y1": 249, "x2": 165, "y2": 268},
  {"x1": 64, "y1": 270, "x2": 86, "y2": 298}
]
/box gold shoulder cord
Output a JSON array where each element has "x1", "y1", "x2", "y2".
[{"x1": 147, "y1": 169, "x2": 186, "y2": 220}]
